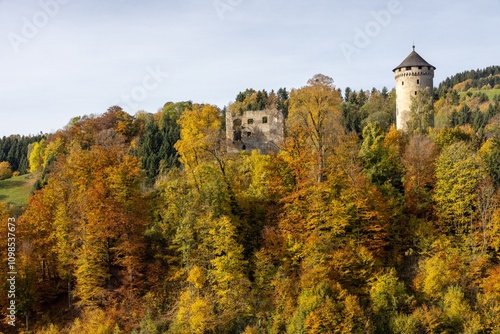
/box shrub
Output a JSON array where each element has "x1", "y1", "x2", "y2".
[{"x1": 0, "y1": 161, "x2": 13, "y2": 180}]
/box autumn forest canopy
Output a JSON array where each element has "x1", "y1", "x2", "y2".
[{"x1": 2, "y1": 67, "x2": 500, "y2": 333}]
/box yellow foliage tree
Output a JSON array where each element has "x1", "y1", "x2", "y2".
[
  {"x1": 28, "y1": 139, "x2": 46, "y2": 173},
  {"x1": 171, "y1": 290, "x2": 214, "y2": 334},
  {"x1": 68, "y1": 308, "x2": 120, "y2": 334},
  {"x1": 0, "y1": 161, "x2": 13, "y2": 180},
  {"x1": 434, "y1": 141, "x2": 486, "y2": 234},
  {"x1": 175, "y1": 104, "x2": 224, "y2": 179},
  {"x1": 287, "y1": 74, "x2": 343, "y2": 182},
  {"x1": 442, "y1": 286, "x2": 470, "y2": 331},
  {"x1": 413, "y1": 238, "x2": 464, "y2": 301}
]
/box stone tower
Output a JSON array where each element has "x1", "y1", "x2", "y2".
[{"x1": 393, "y1": 46, "x2": 436, "y2": 131}]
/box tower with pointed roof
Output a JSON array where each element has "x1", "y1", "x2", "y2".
[{"x1": 393, "y1": 46, "x2": 436, "y2": 131}]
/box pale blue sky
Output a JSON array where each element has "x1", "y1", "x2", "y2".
[{"x1": 0, "y1": 0, "x2": 499, "y2": 136}]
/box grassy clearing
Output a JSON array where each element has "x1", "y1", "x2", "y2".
[
  {"x1": 459, "y1": 88, "x2": 500, "y2": 100},
  {"x1": 0, "y1": 174, "x2": 35, "y2": 207}
]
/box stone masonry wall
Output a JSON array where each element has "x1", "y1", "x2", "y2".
[
  {"x1": 226, "y1": 108, "x2": 284, "y2": 154},
  {"x1": 395, "y1": 66, "x2": 434, "y2": 131}
]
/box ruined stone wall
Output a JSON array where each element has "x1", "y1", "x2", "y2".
[{"x1": 226, "y1": 108, "x2": 284, "y2": 154}]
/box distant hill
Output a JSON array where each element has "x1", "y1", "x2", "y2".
[
  {"x1": 433, "y1": 66, "x2": 500, "y2": 131},
  {"x1": 438, "y1": 65, "x2": 500, "y2": 94}
]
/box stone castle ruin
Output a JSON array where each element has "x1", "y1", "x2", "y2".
[
  {"x1": 226, "y1": 47, "x2": 434, "y2": 152},
  {"x1": 226, "y1": 108, "x2": 285, "y2": 154}
]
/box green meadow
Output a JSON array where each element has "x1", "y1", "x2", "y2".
[{"x1": 0, "y1": 174, "x2": 35, "y2": 207}]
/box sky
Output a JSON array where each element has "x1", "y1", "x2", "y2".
[{"x1": 0, "y1": 0, "x2": 499, "y2": 136}]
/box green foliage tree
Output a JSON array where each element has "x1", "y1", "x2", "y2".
[
  {"x1": 137, "y1": 102, "x2": 187, "y2": 186},
  {"x1": 0, "y1": 134, "x2": 45, "y2": 174},
  {"x1": 481, "y1": 136, "x2": 500, "y2": 186},
  {"x1": 360, "y1": 88, "x2": 396, "y2": 132},
  {"x1": 370, "y1": 269, "x2": 411, "y2": 332},
  {"x1": 359, "y1": 123, "x2": 405, "y2": 191},
  {"x1": 407, "y1": 88, "x2": 434, "y2": 134},
  {"x1": 277, "y1": 87, "x2": 290, "y2": 117},
  {"x1": 442, "y1": 286, "x2": 470, "y2": 332}
]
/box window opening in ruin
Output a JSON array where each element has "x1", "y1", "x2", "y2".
[
  {"x1": 233, "y1": 131, "x2": 241, "y2": 141},
  {"x1": 247, "y1": 119, "x2": 254, "y2": 124},
  {"x1": 262, "y1": 116, "x2": 268, "y2": 124}
]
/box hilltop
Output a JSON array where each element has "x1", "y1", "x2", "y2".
[
  {"x1": 437, "y1": 65, "x2": 500, "y2": 93},
  {"x1": 433, "y1": 66, "x2": 500, "y2": 132}
]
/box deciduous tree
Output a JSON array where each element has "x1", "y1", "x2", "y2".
[
  {"x1": 402, "y1": 135, "x2": 438, "y2": 216},
  {"x1": 407, "y1": 88, "x2": 434, "y2": 134},
  {"x1": 288, "y1": 74, "x2": 343, "y2": 182},
  {"x1": 0, "y1": 161, "x2": 13, "y2": 180},
  {"x1": 434, "y1": 142, "x2": 486, "y2": 234}
]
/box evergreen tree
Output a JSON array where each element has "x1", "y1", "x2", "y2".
[
  {"x1": 0, "y1": 134, "x2": 45, "y2": 174},
  {"x1": 137, "y1": 102, "x2": 185, "y2": 186}
]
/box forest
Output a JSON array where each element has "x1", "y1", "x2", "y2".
[
  {"x1": 0, "y1": 135, "x2": 45, "y2": 177},
  {"x1": 437, "y1": 66, "x2": 500, "y2": 94},
  {"x1": 1, "y1": 70, "x2": 500, "y2": 333}
]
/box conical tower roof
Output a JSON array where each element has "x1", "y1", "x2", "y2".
[{"x1": 393, "y1": 47, "x2": 435, "y2": 72}]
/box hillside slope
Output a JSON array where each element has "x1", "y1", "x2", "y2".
[{"x1": 0, "y1": 174, "x2": 35, "y2": 207}]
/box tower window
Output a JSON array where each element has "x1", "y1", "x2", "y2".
[
  {"x1": 428, "y1": 66, "x2": 431, "y2": 70},
  {"x1": 415, "y1": 91, "x2": 418, "y2": 95},
  {"x1": 417, "y1": 79, "x2": 420, "y2": 84},
  {"x1": 402, "y1": 81, "x2": 404, "y2": 85},
  {"x1": 247, "y1": 119, "x2": 254, "y2": 124},
  {"x1": 262, "y1": 116, "x2": 268, "y2": 124},
  {"x1": 406, "y1": 66, "x2": 411, "y2": 70},
  {"x1": 418, "y1": 66, "x2": 422, "y2": 70}
]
